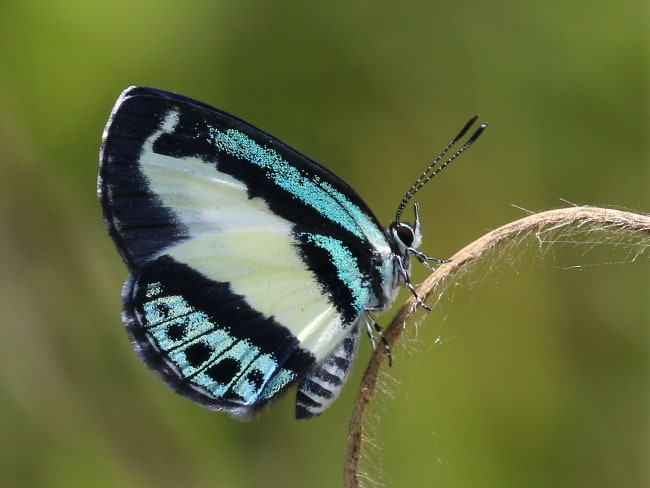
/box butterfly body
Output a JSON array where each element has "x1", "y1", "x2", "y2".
[{"x1": 100, "y1": 87, "x2": 424, "y2": 419}]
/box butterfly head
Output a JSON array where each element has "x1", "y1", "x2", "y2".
[
  {"x1": 387, "y1": 116, "x2": 488, "y2": 292},
  {"x1": 389, "y1": 203, "x2": 423, "y2": 256}
]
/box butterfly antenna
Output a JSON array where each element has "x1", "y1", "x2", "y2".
[{"x1": 395, "y1": 115, "x2": 488, "y2": 222}]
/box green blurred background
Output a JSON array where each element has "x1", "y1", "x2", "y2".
[{"x1": 0, "y1": 1, "x2": 647, "y2": 487}]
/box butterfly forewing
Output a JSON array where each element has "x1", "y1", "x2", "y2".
[{"x1": 99, "y1": 87, "x2": 398, "y2": 418}]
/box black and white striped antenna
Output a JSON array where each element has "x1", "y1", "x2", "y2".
[{"x1": 395, "y1": 115, "x2": 488, "y2": 223}]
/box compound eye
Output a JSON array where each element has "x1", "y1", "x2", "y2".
[{"x1": 395, "y1": 223, "x2": 415, "y2": 247}]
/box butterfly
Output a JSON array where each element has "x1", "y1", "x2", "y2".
[{"x1": 98, "y1": 86, "x2": 486, "y2": 419}]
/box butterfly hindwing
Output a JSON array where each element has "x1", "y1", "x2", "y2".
[
  {"x1": 123, "y1": 253, "x2": 316, "y2": 417},
  {"x1": 99, "y1": 87, "x2": 398, "y2": 417}
]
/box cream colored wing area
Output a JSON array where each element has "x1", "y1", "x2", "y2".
[
  {"x1": 141, "y1": 154, "x2": 277, "y2": 235},
  {"x1": 139, "y1": 114, "x2": 276, "y2": 236},
  {"x1": 167, "y1": 229, "x2": 348, "y2": 362}
]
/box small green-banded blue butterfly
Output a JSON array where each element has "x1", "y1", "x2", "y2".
[{"x1": 98, "y1": 87, "x2": 486, "y2": 419}]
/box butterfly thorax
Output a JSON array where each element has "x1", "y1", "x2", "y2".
[{"x1": 371, "y1": 210, "x2": 422, "y2": 312}]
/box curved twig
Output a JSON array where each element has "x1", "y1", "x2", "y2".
[{"x1": 344, "y1": 206, "x2": 650, "y2": 487}]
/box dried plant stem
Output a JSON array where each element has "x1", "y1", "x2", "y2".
[{"x1": 344, "y1": 206, "x2": 650, "y2": 487}]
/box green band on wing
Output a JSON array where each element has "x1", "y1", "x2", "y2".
[{"x1": 208, "y1": 128, "x2": 386, "y2": 247}]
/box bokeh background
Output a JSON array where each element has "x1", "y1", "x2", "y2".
[{"x1": 0, "y1": 1, "x2": 647, "y2": 487}]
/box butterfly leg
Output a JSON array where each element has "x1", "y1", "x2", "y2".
[
  {"x1": 410, "y1": 248, "x2": 450, "y2": 271},
  {"x1": 363, "y1": 312, "x2": 393, "y2": 367},
  {"x1": 393, "y1": 256, "x2": 432, "y2": 312}
]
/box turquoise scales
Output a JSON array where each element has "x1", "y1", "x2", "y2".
[
  {"x1": 98, "y1": 86, "x2": 486, "y2": 419},
  {"x1": 141, "y1": 281, "x2": 298, "y2": 404}
]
